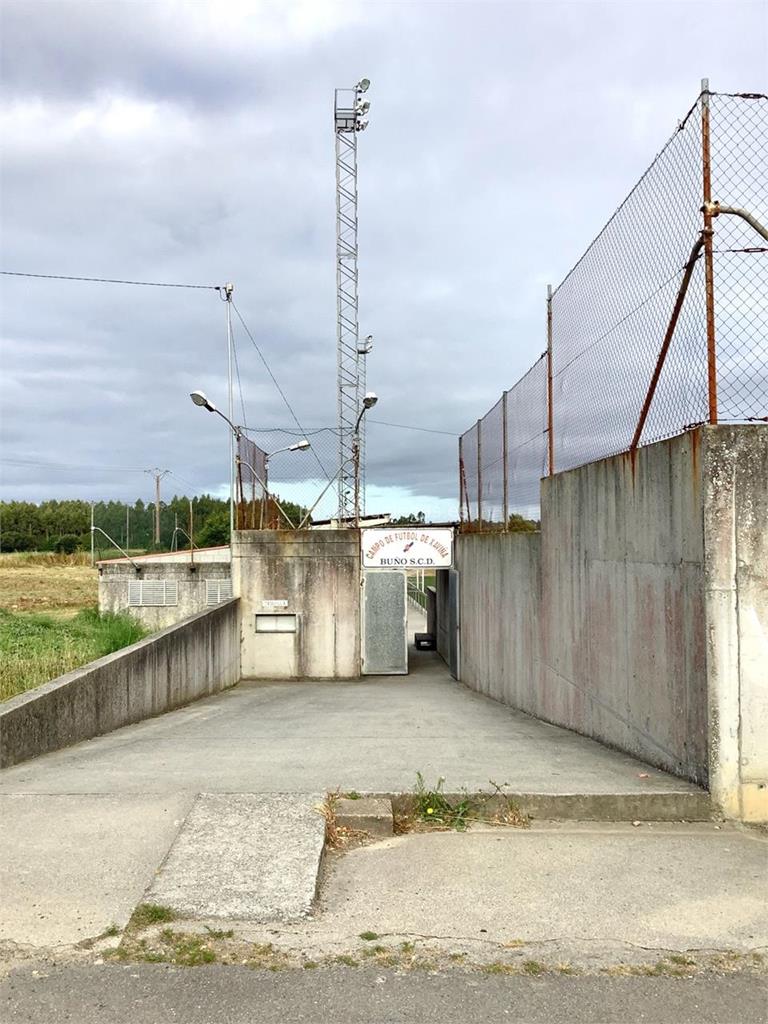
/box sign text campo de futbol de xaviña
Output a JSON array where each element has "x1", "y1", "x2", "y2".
[{"x1": 361, "y1": 527, "x2": 454, "y2": 569}]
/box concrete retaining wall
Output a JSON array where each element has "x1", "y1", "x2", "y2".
[
  {"x1": 456, "y1": 426, "x2": 767, "y2": 822},
  {"x1": 233, "y1": 530, "x2": 360, "y2": 679},
  {"x1": 0, "y1": 599, "x2": 240, "y2": 769},
  {"x1": 702, "y1": 426, "x2": 768, "y2": 822},
  {"x1": 457, "y1": 532, "x2": 541, "y2": 712}
]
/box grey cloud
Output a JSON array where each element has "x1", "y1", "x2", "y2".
[{"x1": 1, "y1": 0, "x2": 765, "y2": 514}]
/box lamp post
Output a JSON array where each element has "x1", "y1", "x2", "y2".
[
  {"x1": 192, "y1": 389, "x2": 240, "y2": 536},
  {"x1": 353, "y1": 392, "x2": 378, "y2": 528},
  {"x1": 190, "y1": 390, "x2": 240, "y2": 537},
  {"x1": 190, "y1": 391, "x2": 311, "y2": 531}
]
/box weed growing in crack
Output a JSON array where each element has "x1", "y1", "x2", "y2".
[
  {"x1": 129, "y1": 903, "x2": 177, "y2": 930},
  {"x1": 414, "y1": 773, "x2": 471, "y2": 831}
]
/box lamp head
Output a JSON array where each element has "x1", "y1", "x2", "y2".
[
  {"x1": 291, "y1": 439, "x2": 311, "y2": 452},
  {"x1": 356, "y1": 78, "x2": 370, "y2": 93},
  {"x1": 362, "y1": 391, "x2": 378, "y2": 410},
  {"x1": 190, "y1": 390, "x2": 216, "y2": 412}
]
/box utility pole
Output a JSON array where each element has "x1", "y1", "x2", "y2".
[
  {"x1": 223, "y1": 283, "x2": 236, "y2": 538},
  {"x1": 145, "y1": 468, "x2": 169, "y2": 547},
  {"x1": 125, "y1": 505, "x2": 130, "y2": 550}
]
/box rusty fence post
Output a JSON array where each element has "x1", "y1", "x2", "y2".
[
  {"x1": 458, "y1": 435, "x2": 465, "y2": 525},
  {"x1": 546, "y1": 284, "x2": 555, "y2": 475},
  {"x1": 476, "y1": 418, "x2": 483, "y2": 529},
  {"x1": 700, "y1": 78, "x2": 718, "y2": 424},
  {"x1": 502, "y1": 390, "x2": 509, "y2": 529}
]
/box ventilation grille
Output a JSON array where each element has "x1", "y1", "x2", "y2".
[
  {"x1": 206, "y1": 578, "x2": 233, "y2": 606},
  {"x1": 128, "y1": 580, "x2": 178, "y2": 607}
]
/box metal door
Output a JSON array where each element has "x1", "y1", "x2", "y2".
[{"x1": 362, "y1": 570, "x2": 408, "y2": 675}]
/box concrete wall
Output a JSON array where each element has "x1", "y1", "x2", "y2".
[
  {"x1": 233, "y1": 530, "x2": 360, "y2": 679},
  {"x1": 456, "y1": 532, "x2": 541, "y2": 712},
  {"x1": 98, "y1": 562, "x2": 232, "y2": 631},
  {"x1": 0, "y1": 600, "x2": 240, "y2": 769},
  {"x1": 702, "y1": 426, "x2": 768, "y2": 822},
  {"x1": 456, "y1": 426, "x2": 767, "y2": 822}
]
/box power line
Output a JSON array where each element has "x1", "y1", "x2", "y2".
[
  {"x1": 1, "y1": 270, "x2": 221, "y2": 290},
  {"x1": 230, "y1": 301, "x2": 332, "y2": 482},
  {"x1": 1, "y1": 457, "x2": 148, "y2": 472},
  {"x1": 369, "y1": 419, "x2": 458, "y2": 437}
]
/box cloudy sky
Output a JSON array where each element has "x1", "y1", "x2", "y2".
[{"x1": 1, "y1": 0, "x2": 766, "y2": 520}]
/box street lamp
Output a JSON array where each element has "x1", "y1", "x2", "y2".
[
  {"x1": 190, "y1": 390, "x2": 241, "y2": 439},
  {"x1": 190, "y1": 389, "x2": 242, "y2": 537},
  {"x1": 353, "y1": 392, "x2": 378, "y2": 528},
  {"x1": 259, "y1": 439, "x2": 311, "y2": 529}
]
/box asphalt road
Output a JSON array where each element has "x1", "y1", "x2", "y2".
[{"x1": 2, "y1": 964, "x2": 766, "y2": 1024}]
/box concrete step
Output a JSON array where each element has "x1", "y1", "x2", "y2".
[
  {"x1": 146, "y1": 793, "x2": 325, "y2": 922},
  {"x1": 386, "y1": 789, "x2": 712, "y2": 822}
]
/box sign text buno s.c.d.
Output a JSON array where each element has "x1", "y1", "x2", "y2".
[{"x1": 361, "y1": 527, "x2": 453, "y2": 569}]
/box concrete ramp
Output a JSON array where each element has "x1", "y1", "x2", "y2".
[{"x1": 147, "y1": 793, "x2": 325, "y2": 922}]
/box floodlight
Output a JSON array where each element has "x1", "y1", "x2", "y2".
[
  {"x1": 356, "y1": 100, "x2": 370, "y2": 114},
  {"x1": 356, "y1": 120, "x2": 369, "y2": 132},
  {"x1": 356, "y1": 78, "x2": 370, "y2": 93},
  {"x1": 362, "y1": 392, "x2": 378, "y2": 409}
]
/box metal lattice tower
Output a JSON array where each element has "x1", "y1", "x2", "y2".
[{"x1": 334, "y1": 79, "x2": 370, "y2": 523}]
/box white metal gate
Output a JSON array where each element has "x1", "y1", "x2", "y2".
[{"x1": 361, "y1": 570, "x2": 408, "y2": 675}]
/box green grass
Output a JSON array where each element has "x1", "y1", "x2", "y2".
[
  {"x1": 414, "y1": 772, "x2": 471, "y2": 831},
  {"x1": 0, "y1": 607, "x2": 147, "y2": 702},
  {"x1": 130, "y1": 903, "x2": 177, "y2": 930}
]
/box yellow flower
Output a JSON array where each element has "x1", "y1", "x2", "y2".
[{"x1": 426, "y1": 807, "x2": 434, "y2": 815}]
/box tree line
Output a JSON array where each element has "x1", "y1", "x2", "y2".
[{"x1": 0, "y1": 494, "x2": 305, "y2": 554}]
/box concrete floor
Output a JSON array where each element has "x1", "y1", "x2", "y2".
[
  {"x1": 0, "y1": 624, "x2": 712, "y2": 952},
  {"x1": 0, "y1": 647, "x2": 703, "y2": 799}
]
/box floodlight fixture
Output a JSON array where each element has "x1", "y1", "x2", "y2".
[
  {"x1": 356, "y1": 78, "x2": 370, "y2": 93},
  {"x1": 362, "y1": 391, "x2": 378, "y2": 410},
  {"x1": 356, "y1": 100, "x2": 370, "y2": 114},
  {"x1": 357, "y1": 334, "x2": 373, "y2": 355},
  {"x1": 356, "y1": 120, "x2": 369, "y2": 132}
]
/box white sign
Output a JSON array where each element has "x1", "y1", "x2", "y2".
[
  {"x1": 361, "y1": 527, "x2": 454, "y2": 569},
  {"x1": 262, "y1": 599, "x2": 289, "y2": 608}
]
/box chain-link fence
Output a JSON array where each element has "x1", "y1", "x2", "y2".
[
  {"x1": 460, "y1": 88, "x2": 767, "y2": 530},
  {"x1": 237, "y1": 427, "x2": 340, "y2": 527}
]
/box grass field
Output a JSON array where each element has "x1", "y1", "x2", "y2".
[
  {"x1": 0, "y1": 552, "x2": 98, "y2": 615},
  {"x1": 0, "y1": 608, "x2": 147, "y2": 702},
  {"x1": 0, "y1": 552, "x2": 145, "y2": 701}
]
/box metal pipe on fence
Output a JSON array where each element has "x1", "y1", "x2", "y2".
[
  {"x1": 476, "y1": 418, "x2": 483, "y2": 528},
  {"x1": 502, "y1": 390, "x2": 509, "y2": 528},
  {"x1": 703, "y1": 202, "x2": 768, "y2": 243},
  {"x1": 630, "y1": 233, "x2": 707, "y2": 452},
  {"x1": 458, "y1": 435, "x2": 465, "y2": 525},
  {"x1": 546, "y1": 284, "x2": 554, "y2": 476},
  {"x1": 700, "y1": 79, "x2": 719, "y2": 424}
]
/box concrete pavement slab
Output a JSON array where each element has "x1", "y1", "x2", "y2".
[
  {"x1": 0, "y1": 655, "x2": 706, "y2": 807},
  {"x1": 216, "y1": 823, "x2": 768, "y2": 968},
  {"x1": 0, "y1": 794, "x2": 192, "y2": 948},
  {"x1": 147, "y1": 793, "x2": 325, "y2": 921}
]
